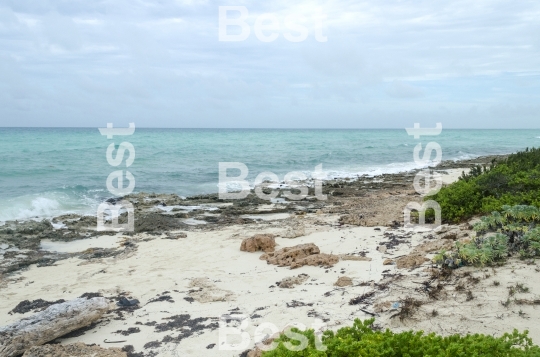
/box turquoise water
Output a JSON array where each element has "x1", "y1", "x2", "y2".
[{"x1": 0, "y1": 128, "x2": 539, "y2": 222}]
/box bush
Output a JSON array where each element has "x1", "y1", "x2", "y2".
[
  {"x1": 429, "y1": 148, "x2": 540, "y2": 222},
  {"x1": 434, "y1": 205, "x2": 540, "y2": 267},
  {"x1": 262, "y1": 319, "x2": 540, "y2": 356}
]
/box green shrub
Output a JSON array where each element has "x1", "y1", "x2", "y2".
[
  {"x1": 434, "y1": 205, "x2": 540, "y2": 267},
  {"x1": 262, "y1": 319, "x2": 540, "y2": 356},
  {"x1": 428, "y1": 148, "x2": 540, "y2": 222}
]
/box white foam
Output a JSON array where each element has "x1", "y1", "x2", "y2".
[{"x1": 0, "y1": 192, "x2": 100, "y2": 223}]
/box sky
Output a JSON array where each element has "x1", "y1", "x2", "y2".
[{"x1": 0, "y1": 0, "x2": 539, "y2": 128}]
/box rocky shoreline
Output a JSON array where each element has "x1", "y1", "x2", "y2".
[{"x1": 3, "y1": 153, "x2": 529, "y2": 357}]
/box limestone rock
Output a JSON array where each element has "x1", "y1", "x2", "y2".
[
  {"x1": 278, "y1": 274, "x2": 309, "y2": 288},
  {"x1": 261, "y1": 243, "x2": 339, "y2": 269},
  {"x1": 240, "y1": 234, "x2": 276, "y2": 253},
  {"x1": 282, "y1": 223, "x2": 305, "y2": 238},
  {"x1": 412, "y1": 240, "x2": 453, "y2": 254},
  {"x1": 434, "y1": 224, "x2": 449, "y2": 234},
  {"x1": 440, "y1": 230, "x2": 459, "y2": 240},
  {"x1": 22, "y1": 343, "x2": 126, "y2": 357},
  {"x1": 188, "y1": 278, "x2": 235, "y2": 303},
  {"x1": 395, "y1": 254, "x2": 429, "y2": 269},
  {"x1": 383, "y1": 258, "x2": 394, "y2": 265},
  {"x1": 334, "y1": 276, "x2": 353, "y2": 287}
]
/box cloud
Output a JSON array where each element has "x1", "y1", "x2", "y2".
[
  {"x1": 0, "y1": 0, "x2": 539, "y2": 128},
  {"x1": 386, "y1": 81, "x2": 424, "y2": 98}
]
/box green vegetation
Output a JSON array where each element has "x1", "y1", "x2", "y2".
[
  {"x1": 262, "y1": 319, "x2": 540, "y2": 356},
  {"x1": 434, "y1": 205, "x2": 540, "y2": 267},
  {"x1": 429, "y1": 148, "x2": 540, "y2": 222}
]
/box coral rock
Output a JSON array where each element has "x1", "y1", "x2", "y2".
[
  {"x1": 240, "y1": 234, "x2": 276, "y2": 253},
  {"x1": 334, "y1": 276, "x2": 353, "y2": 287},
  {"x1": 261, "y1": 243, "x2": 339, "y2": 269}
]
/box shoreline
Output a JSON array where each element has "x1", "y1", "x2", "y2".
[{"x1": 3, "y1": 152, "x2": 535, "y2": 357}]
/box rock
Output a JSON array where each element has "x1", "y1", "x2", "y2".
[
  {"x1": 383, "y1": 259, "x2": 394, "y2": 265},
  {"x1": 469, "y1": 218, "x2": 481, "y2": 227},
  {"x1": 282, "y1": 223, "x2": 305, "y2": 238},
  {"x1": 261, "y1": 243, "x2": 339, "y2": 269},
  {"x1": 277, "y1": 274, "x2": 309, "y2": 288},
  {"x1": 412, "y1": 240, "x2": 453, "y2": 254},
  {"x1": 458, "y1": 223, "x2": 472, "y2": 231},
  {"x1": 378, "y1": 245, "x2": 387, "y2": 253},
  {"x1": 164, "y1": 232, "x2": 187, "y2": 239},
  {"x1": 0, "y1": 298, "x2": 109, "y2": 357},
  {"x1": 240, "y1": 234, "x2": 276, "y2": 253},
  {"x1": 334, "y1": 276, "x2": 353, "y2": 287},
  {"x1": 373, "y1": 301, "x2": 392, "y2": 313},
  {"x1": 395, "y1": 254, "x2": 429, "y2": 269},
  {"x1": 440, "y1": 230, "x2": 459, "y2": 240},
  {"x1": 188, "y1": 278, "x2": 234, "y2": 303},
  {"x1": 339, "y1": 214, "x2": 364, "y2": 226},
  {"x1": 22, "y1": 343, "x2": 126, "y2": 357},
  {"x1": 434, "y1": 224, "x2": 449, "y2": 234}
]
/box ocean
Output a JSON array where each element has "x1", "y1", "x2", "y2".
[{"x1": 0, "y1": 128, "x2": 539, "y2": 222}]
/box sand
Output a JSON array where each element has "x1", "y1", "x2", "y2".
[{"x1": 2, "y1": 161, "x2": 539, "y2": 356}]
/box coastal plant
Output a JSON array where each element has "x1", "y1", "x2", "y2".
[
  {"x1": 435, "y1": 205, "x2": 540, "y2": 268},
  {"x1": 428, "y1": 147, "x2": 540, "y2": 222},
  {"x1": 261, "y1": 318, "x2": 540, "y2": 356}
]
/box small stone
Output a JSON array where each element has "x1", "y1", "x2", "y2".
[
  {"x1": 383, "y1": 259, "x2": 394, "y2": 265},
  {"x1": 334, "y1": 276, "x2": 353, "y2": 287}
]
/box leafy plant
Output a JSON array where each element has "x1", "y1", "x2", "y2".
[
  {"x1": 262, "y1": 318, "x2": 540, "y2": 357},
  {"x1": 428, "y1": 148, "x2": 540, "y2": 222}
]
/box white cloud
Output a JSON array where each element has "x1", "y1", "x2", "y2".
[{"x1": 0, "y1": 0, "x2": 539, "y2": 128}]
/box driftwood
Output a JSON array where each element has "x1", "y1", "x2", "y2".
[{"x1": 0, "y1": 297, "x2": 109, "y2": 357}]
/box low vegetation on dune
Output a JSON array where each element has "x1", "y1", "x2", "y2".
[
  {"x1": 435, "y1": 205, "x2": 540, "y2": 267},
  {"x1": 262, "y1": 319, "x2": 540, "y2": 356},
  {"x1": 429, "y1": 147, "x2": 540, "y2": 223}
]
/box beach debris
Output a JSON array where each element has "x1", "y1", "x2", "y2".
[
  {"x1": 188, "y1": 277, "x2": 235, "y2": 303},
  {"x1": 116, "y1": 297, "x2": 140, "y2": 307},
  {"x1": 260, "y1": 243, "x2": 339, "y2": 269},
  {"x1": 391, "y1": 297, "x2": 423, "y2": 321},
  {"x1": 277, "y1": 274, "x2": 309, "y2": 288},
  {"x1": 10, "y1": 299, "x2": 66, "y2": 315},
  {"x1": 21, "y1": 342, "x2": 126, "y2": 357},
  {"x1": 163, "y1": 232, "x2": 187, "y2": 239},
  {"x1": 395, "y1": 254, "x2": 429, "y2": 269},
  {"x1": 240, "y1": 234, "x2": 276, "y2": 253},
  {"x1": 334, "y1": 276, "x2": 353, "y2": 287},
  {"x1": 0, "y1": 297, "x2": 109, "y2": 357},
  {"x1": 340, "y1": 255, "x2": 372, "y2": 261},
  {"x1": 349, "y1": 291, "x2": 376, "y2": 305}
]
